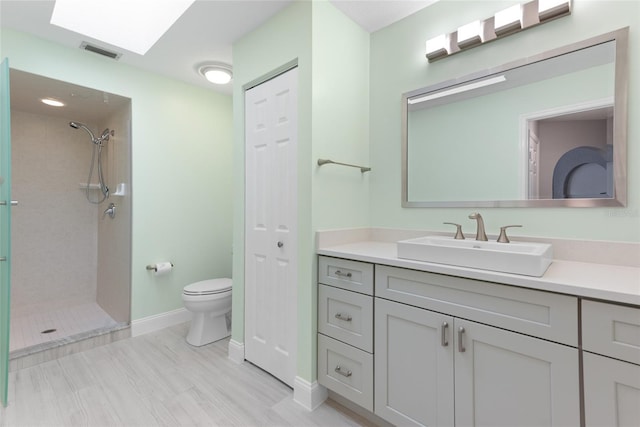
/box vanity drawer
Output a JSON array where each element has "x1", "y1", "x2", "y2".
[
  {"x1": 318, "y1": 285, "x2": 373, "y2": 352},
  {"x1": 582, "y1": 300, "x2": 640, "y2": 365},
  {"x1": 318, "y1": 256, "x2": 374, "y2": 295},
  {"x1": 318, "y1": 334, "x2": 373, "y2": 411},
  {"x1": 375, "y1": 265, "x2": 578, "y2": 346}
]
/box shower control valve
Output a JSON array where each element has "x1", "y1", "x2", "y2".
[{"x1": 103, "y1": 202, "x2": 117, "y2": 219}]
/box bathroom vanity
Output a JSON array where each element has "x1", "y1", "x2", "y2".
[{"x1": 316, "y1": 229, "x2": 640, "y2": 426}]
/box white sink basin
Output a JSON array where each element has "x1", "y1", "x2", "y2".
[{"x1": 397, "y1": 236, "x2": 553, "y2": 277}]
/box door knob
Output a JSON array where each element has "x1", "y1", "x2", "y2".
[{"x1": 277, "y1": 241, "x2": 284, "y2": 248}]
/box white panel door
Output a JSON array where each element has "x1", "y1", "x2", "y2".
[
  {"x1": 454, "y1": 319, "x2": 580, "y2": 427},
  {"x1": 244, "y1": 68, "x2": 298, "y2": 387}
]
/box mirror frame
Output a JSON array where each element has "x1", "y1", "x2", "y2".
[{"x1": 401, "y1": 27, "x2": 629, "y2": 208}]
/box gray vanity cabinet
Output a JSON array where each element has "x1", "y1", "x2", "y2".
[
  {"x1": 317, "y1": 257, "x2": 583, "y2": 426},
  {"x1": 375, "y1": 298, "x2": 580, "y2": 426},
  {"x1": 375, "y1": 298, "x2": 454, "y2": 426},
  {"x1": 453, "y1": 319, "x2": 579, "y2": 426},
  {"x1": 317, "y1": 256, "x2": 374, "y2": 411},
  {"x1": 582, "y1": 300, "x2": 640, "y2": 426},
  {"x1": 374, "y1": 265, "x2": 580, "y2": 427}
]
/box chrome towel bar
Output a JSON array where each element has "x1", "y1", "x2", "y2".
[{"x1": 317, "y1": 158, "x2": 371, "y2": 173}]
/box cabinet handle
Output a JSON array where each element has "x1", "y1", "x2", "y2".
[
  {"x1": 441, "y1": 321, "x2": 449, "y2": 347},
  {"x1": 334, "y1": 365, "x2": 352, "y2": 378},
  {"x1": 0, "y1": 200, "x2": 18, "y2": 206},
  {"x1": 458, "y1": 326, "x2": 466, "y2": 353},
  {"x1": 334, "y1": 313, "x2": 353, "y2": 322},
  {"x1": 334, "y1": 270, "x2": 352, "y2": 279}
]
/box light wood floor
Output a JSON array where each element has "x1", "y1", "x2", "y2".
[{"x1": 2, "y1": 323, "x2": 375, "y2": 427}]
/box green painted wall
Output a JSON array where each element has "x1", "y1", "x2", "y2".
[
  {"x1": 1, "y1": 28, "x2": 234, "y2": 321},
  {"x1": 232, "y1": 0, "x2": 370, "y2": 383},
  {"x1": 310, "y1": 0, "x2": 371, "y2": 382},
  {"x1": 370, "y1": 0, "x2": 639, "y2": 241}
]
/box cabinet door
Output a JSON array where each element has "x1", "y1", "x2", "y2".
[
  {"x1": 583, "y1": 352, "x2": 640, "y2": 427},
  {"x1": 375, "y1": 298, "x2": 454, "y2": 426},
  {"x1": 454, "y1": 319, "x2": 580, "y2": 427}
]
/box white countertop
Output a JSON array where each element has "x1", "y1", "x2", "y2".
[{"x1": 317, "y1": 240, "x2": 640, "y2": 306}]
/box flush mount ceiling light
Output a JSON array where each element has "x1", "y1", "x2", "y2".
[
  {"x1": 425, "y1": 0, "x2": 572, "y2": 62},
  {"x1": 198, "y1": 64, "x2": 233, "y2": 85},
  {"x1": 50, "y1": 0, "x2": 196, "y2": 55},
  {"x1": 41, "y1": 98, "x2": 65, "y2": 107}
]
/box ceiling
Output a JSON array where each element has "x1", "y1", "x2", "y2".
[{"x1": 1, "y1": 0, "x2": 438, "y2": 95}]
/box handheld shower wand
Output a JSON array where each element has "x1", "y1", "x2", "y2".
[{"x1": 69, "y1": 121, "x2": 114, "y2": 204}]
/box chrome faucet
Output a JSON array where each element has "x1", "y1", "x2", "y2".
[{"x1": 468, "y1": 212, "x2": 488, "y2": 241}]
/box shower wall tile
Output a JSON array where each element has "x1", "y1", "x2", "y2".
[
  {"x1": 11, "y1": 110, "x2": 99, "y2": 316},
  {"x1": 96, "y1": 104, "x2": 132, "y2": 323}
]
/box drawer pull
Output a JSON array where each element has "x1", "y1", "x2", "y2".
[
  {"x1": 441, "y1": 321, "x2": 449, "y2": 347},
  {"x1": 334, "y1": 365, "x2": 352, "y2": 378},
  {"x1": 458, "y1": 326, "x2": 466, "y2": 353},
  {"x1": 334, "y1": 313, "x2": 353, "y2": 322},
  {"x1": 334, "y1": 270, "x2": 353, "y2": 279}
]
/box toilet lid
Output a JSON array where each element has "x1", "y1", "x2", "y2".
[{"x1": 183, "y1": 278, "x2": 232, "y2": 296}]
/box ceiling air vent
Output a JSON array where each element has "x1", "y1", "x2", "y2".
[{"x1": 80, "y1": 42, "x2": 122, "y2": 60}]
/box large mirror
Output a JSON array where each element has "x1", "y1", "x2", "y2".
[{"x1": 402, "y1": 28, "x2": 628, "y2": 207}]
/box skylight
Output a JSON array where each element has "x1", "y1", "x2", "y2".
[{"x1": 50, "y1": 0, "x2": 195, "y2": 55}]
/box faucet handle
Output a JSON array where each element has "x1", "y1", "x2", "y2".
[
  {"x1": 443, "y1": 222, "x2": 465, "y2": 240},
  {"x1": 497, "y1": 225, "x2": 522, "y2": 243}
]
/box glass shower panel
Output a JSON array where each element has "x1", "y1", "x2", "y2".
[{"x1": 0, "y1": 57, "x2": 12, "y2": 407}]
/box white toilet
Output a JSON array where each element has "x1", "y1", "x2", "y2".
[{"x1": 182, "y1": 278, "x2": 232, "y2": 346}]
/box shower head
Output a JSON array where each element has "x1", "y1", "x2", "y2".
[{"x1": 69, "y1": 121, "x2": 96, "y2": 142}]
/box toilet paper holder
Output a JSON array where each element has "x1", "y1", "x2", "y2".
[{"x1": 146, "y1": 262, "x2": 174, "y2": 272}]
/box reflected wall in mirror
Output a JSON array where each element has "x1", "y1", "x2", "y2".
[{"x1": 402, "y1": 28, "x2": 628, "y2": 208}]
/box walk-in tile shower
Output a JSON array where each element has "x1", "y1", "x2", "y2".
[{"x1": 8, "y1": 70, "x2": 132, "y2": 360}]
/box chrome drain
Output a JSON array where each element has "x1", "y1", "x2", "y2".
[{"x1": 41, "y1": 329, "x2": 57, "y2": 334}]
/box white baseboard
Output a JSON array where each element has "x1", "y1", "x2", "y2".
[
  {"x1": 131, "y1": 308, "x2": 191, "y2": 337},
  {"x1": 228, "y1": 339, "x2": 245, "y2": 364},
  {"x1": 293, "y1": 377, "x2": 328, "y2": 411}
]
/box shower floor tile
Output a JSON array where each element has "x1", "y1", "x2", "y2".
[{"x1": 9, "y1": 302, "x2": 119, "y2": 353}]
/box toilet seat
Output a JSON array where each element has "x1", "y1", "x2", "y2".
[{"x1": 183, "y1": 278, "x2": 232, "y2": 296}]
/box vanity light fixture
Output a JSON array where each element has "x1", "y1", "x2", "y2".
[
  {"x1": 494, "y1": 4, "x2": 523, "y2": 36},
  {"x1": 425, "y1": 0, "x2": 572, "y2": 62},
  {"x1": 198, "y1": 63, "x2": 233, "y2": 85},
  {"x1": 457, "y1": 20, "x2": 483, "y2": 48},
  {"x1": 408, "y1": 75, "x2": 506, "y2": 105},
  {"x1": 426, "y1": 34, "x2": 453, "y2": 61},
  {"x1": 41, "y1": 98, "x2": 65, "y2": 107},
  {"x1": 539, "y1": 0, "x2": 571, "y2": 21}
]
